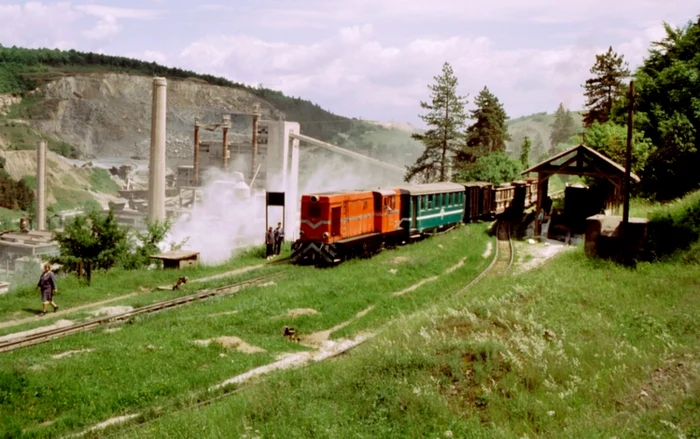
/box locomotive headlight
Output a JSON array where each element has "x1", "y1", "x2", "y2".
[
  {"x1": 299, "y1": 231, "x2": 305, "y2": 236},
  {"x1": 322, "y1": 232, "x2": 329, "y2": 239},
  {"x1": 310, "y1": 196, "x2": 319, "y2": 203}
]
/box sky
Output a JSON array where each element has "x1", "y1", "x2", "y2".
[{"x1": 0, "y1": 1, "x2": 697, "y2": 128}]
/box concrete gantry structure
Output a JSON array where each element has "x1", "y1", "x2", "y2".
[
  {"x1": 36, "y1": 140, "x2": 47, "y2": 231},
  {"x1": 148, "y1": 77, "x2": 167, "y2": 222},
  {"x1": 265, "y1": 121, "x2": 301, "y2": 241}
]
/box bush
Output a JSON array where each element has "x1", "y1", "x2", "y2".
[{"x1": 643, "y1": 190, "x2": 700, "y2": 260}]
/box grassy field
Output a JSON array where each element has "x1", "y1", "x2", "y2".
[
  {"x1": 0, "y1": 246, "x2": 272, "y2": 326},
  {"x1": 114, "y1": 246, "x2": 700, "y2": 439},
  {"x1": 0, "y1": 223, "x2": 492, "y2": 438}
]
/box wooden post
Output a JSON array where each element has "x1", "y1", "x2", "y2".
[
  {"x1": 193, "y1": 120, "x2": 200, "y2": 186},
  {"x1": 622, "y1": 80, "x2": 634, "y2": 227},
  {"x1": 252, "y1": 112, "x2": 259, "y2": 184}
]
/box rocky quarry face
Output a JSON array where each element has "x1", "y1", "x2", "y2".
[{"x1": 26, "y1": 73, "x2": 281, "y2": 161}]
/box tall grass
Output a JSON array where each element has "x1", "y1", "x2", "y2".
[{"x1": 117, "y1": 249, "x2": 700, "y2": 439}]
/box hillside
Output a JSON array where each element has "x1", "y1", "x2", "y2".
[
  {"x1": 0, "y1": 47, "x2": 422, "y2": 163},
  {"x1": 505, "y1": 110, "x2": 585, "y2": 163}
]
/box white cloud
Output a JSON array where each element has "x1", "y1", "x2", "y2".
[
  {"x1": 74, "y1": 4, "x2": 161, "y2": 20},
  {"x1": 0, "y1": 2, "x2": 163, "y2": 47},
  {"x1": 0, "y1": 2, "x2": 81, "y2": 48},
  {"x1": 82, "y1": 15, "x2": 122, "y2": 40},
  {"x1": 178, "y1": 21, "x2": 663, "y2": 124}
]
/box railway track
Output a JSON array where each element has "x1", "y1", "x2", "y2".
[
  {"x1": 489, "y1": 220, "x2": 514, "y2": 276},
  {"x1": 456, "y1": 219, "x2": 513, "y2": 294},
  {"x1": 0, "y1": 272, "x2": 284, "y2": 354}
]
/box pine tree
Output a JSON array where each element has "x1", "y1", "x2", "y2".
[
  {"x1": 459, "y1": 86, "x2": 511, "y2": 168},
  {"x1": 550, "y1": 103, "x2": 578, "y2": 148},
  {"x1": 520, "y1": 136, "x2": 531, "y2": 169},
  {"x1": 582, "y1": 47, "x2": 630, "y2": 127},
  {"x1": 406, "y1": 62, "x2": 468, "y2": 183}
]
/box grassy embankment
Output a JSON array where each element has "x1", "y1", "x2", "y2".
[
  {"x1": 108, "y1": 195, "x2": 700, "y2": 439},
  {"x1": 0, "y1": 223, "x2": 492, "y2": 438}
]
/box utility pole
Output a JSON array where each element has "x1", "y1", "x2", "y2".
[{"x1": 622, "y1": 80, "x2": 634, "y2": 227}]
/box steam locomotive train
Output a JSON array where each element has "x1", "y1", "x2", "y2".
[{"x1": 290, "y1": 178, "x2": 538, "y2": 264}]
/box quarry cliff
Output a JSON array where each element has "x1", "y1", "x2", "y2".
[{"x1": 18, "y1": 73, "x2": 283, "y2": 161}]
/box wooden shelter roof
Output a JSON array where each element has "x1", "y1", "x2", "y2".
[{"x1": 522, "y1": 143, "x2": 640, "y2": 183}]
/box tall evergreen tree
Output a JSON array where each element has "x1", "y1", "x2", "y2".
[
  {"x1": 550, "y1": 103, "x2": 578, "y2": 148},
  {"x1": 406, "y1": 62, "x2": 468, "y2": 182},
  {"x1": 582, "y1": 47, "x2": 630, "y2": 127},
  {"x1": 458, "y1": 86, "x2": 511, "y2": 168},
  {"x1": 520, "y1": 136, "x2": 531, "y2": 169}
]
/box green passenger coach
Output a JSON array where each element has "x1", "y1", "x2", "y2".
[{"x1": 397, "y1": 182, "x2": 466, "y2": 239}]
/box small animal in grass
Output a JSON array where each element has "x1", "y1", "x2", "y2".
[
  {"x1": 283, "y1": 326, "x2": 299, "y2": 342},
  {"x1": 172, "y1": 276, "x2": 189, "y2": 291}
]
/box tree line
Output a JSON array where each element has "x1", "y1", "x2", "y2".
[
  {"x1": 409, "y1": 13, "x2": 700, "y2": 201},
  {"x1": 0, "y1": 46, "x2": 354, "y2": 142}
]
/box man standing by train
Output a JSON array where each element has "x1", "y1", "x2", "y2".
[{"x1": 274, "y1": 222, "x2": 284, "y2": 256}]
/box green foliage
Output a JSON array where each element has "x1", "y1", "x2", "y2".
[
  {"x1": 457, "y1": 151, "x2": 522, "y2": 185},
  {"x1": 406, "y1": 62, "x2": 468, "y2": 183},
  {"x1": 582, "y1": 46, "x2": 631, "y2": 127},
  {"x1": 0, "y1": 170, "x2": 34, "y2": 210},
  {"x1": 585, "y1": 121, "x2": 654, "y2": 174},
  {"x1": 633, "y1": 17, "x2": 700, "y2": 200},
  {"x1": 550, "y1": 103, "x2": 579, "y2": 150},
  {"x1": 644, "y1": 190, "x2": 700, "y2": 260},
  {"x1": 89, "y1": 167, "x2": 120, "y2": 194},
  {"x1": 53, "y1": 210, "x2": 128, "y2": 284},
  {"x1": 459, "y1": 86, "x2": 511, "y2": 169},
  {"x1": 121, "y1": 219, "x2": 173, "y2": 270},
  {"x1": 520, "y1": 136, "x2": 531, "y2": 169}
]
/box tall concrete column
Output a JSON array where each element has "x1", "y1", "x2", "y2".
[
  {"x1": 36, "y1": 140, "x2": 47, "y2": 231},
  {"x1": 148, "y1": 77, "x2": 167, "y2": 222}
]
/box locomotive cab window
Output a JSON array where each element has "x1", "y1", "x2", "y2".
[{"x1": 308, "y1": 205, "x2": 321, "y2": 218}]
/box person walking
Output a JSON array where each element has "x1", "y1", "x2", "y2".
[
  {"x1": 274, "y1": 222, "x2": 285, "y2": 256},
  {"x1": 37, "y1": 263, "x2": 58, "y2": 315},
  {"x1": 265, "y1": 226, "x2": 274, "y2": 260}
]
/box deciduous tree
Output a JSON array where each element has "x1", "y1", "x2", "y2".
[
  {"x1": 406, "y1": 62, "x2": 468, "y2": 183},
  {"x1": 458, "y1": 152, "x2": 522, "y2": 185},
  {"x1": 632, "y1": 17, "x2": 700, "y2": 200},
  {"x1": 53, "y1": 210, "x2": 128, "y2": 285},
  {"x1": 582, "y1": 47, "x2": 630, "y2": 127}
]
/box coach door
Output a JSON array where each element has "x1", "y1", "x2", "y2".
[{"x1": 331, "y1": 205, "x2": 341, "y2": 237}]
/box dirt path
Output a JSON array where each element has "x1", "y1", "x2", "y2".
[{"x1": 514, "y1": 239, "x2": 574, "y2": 274}]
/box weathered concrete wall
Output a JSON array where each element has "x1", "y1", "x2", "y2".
[{"x1": 585, "y1": 214, "x2": 649, "y2": 260}]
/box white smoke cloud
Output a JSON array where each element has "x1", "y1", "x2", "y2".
[{"x1": 164, "y1": 168, "x2": 265, "y2": 264}]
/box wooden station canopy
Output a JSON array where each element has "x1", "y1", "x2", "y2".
[{"x1": 522, "y1": 143, "x2": 640, "y2": 235}]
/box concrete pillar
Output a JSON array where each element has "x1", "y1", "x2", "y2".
[
  {"x1": 36, "y1": 140, "x2": 47, "y2": 231},
  {"x1": 287, "y1": 123, "x2": 300, "y2": 241},
  {"x1": 222, "y1": 114, "x2": 230, "y2": 171},
  {"x1": 148, "y1": 77, "x2": 167, "y2": 222}
]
